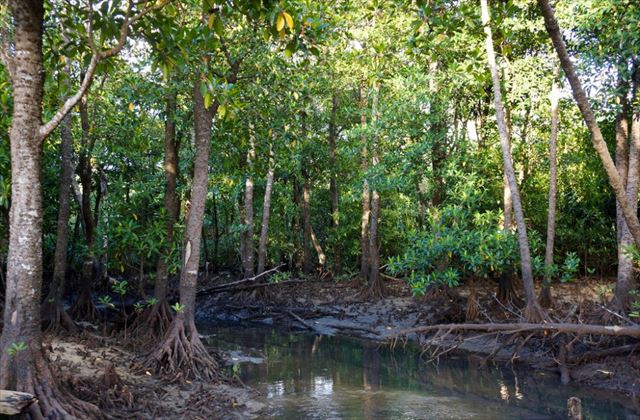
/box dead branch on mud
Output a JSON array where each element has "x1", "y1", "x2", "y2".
[
  {"x1": 197, "y1": 264, "x2": 285, "y2": 295},
  {"x1": 387, "y1": 322, "x2": 640, "y2": 338}
]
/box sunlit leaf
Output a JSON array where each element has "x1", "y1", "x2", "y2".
[
  {"x1": 283, "y1": 12, "x2": 294, "y2": 29},
  {"x1": 276, "y1": 13, "x2": 285, "y2": 31}
]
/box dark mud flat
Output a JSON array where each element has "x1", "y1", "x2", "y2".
[
  {"x1": 199, "y1": 321, "x2": 638, "y2": 419},
  {"x1": 195, "y1": 277, "x2": 640, "y2": 415}
]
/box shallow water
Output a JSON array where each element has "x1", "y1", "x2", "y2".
[{"x1": 200, "y1": 322, "x2": 638, "y2": 419}]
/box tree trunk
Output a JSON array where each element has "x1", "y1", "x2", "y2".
[
  {"x1": 0, "y1": 2, "x2": 99, "y2": 417},
  {"x1": 328, "y1": 94, "x2": 342, "y2": 274},
  {"x1": 302, "y1": 166, "x2": 313, "y2": 274},
  {"x1": 538, "y1": 0, "x2": 640, "y2": 249},
  {"x1": 369, "y1": 82, "x2": 383, "y2": 296},
  {"x1": 540, "y1": 80, "x2": 561, "y2": 307},
  {"x1": 212, "y1": 189, "x2": 219, "y2": 271},
  {"x1": 146, "y1": 78, "x2": 225, "y2": 381},
  {"x1": 310, "y1": 225, "x2": 327, "y2": 268},
  {"x1": 71, "y1": 95, "x2": 98, "y2": 320},
  {"x1": 155, "y1": 90, "x2": 180, "y2": 303},
  {"x1": 359, "y1": 85, "x2": 370, "y2": 282},
  {"x1": 482, "y1": 0, "x2": 544, "y2": 322},
  {"x1": 257, "y1": 145, "x2": 275, "y2": 275},
  {"x1": 615, "y1": 84, "x2": 630, "y2": 244},
  {"x1": 242, "y1": 137, "x2": 255, "y2": 278},
  {"x1": 41, "y1": 108, "x2": 76, "y2": 332},
  {"x1": 615, "y1": 102, "x2": 640, "y2": 310},
  {"x1": 429, "y1": 61, "x2": 446, "y2": 207}
]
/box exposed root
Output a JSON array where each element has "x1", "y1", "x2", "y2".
[
  {"x1": 41, "y1": 299, "x2": 77, "y2": 333},
  {"x1": 70, "y1": 288, "x2": 98, "y2": 322},
  {"x1": 523, "y1": 301, "x2": 548, "y2": 323},
  {"x1": 142, "y1": 313, "x2": 223, "y2": 382},
  {"x1": 497, "y1": 269, "x2": 517, "y2": 303},
  {"x1": 129, "y1": 299, "x2": 173, "y2": 344},
  {"x1": 539, "y1": 283, "x2": 553, "y2": 308},
  {"x1": 62, "y1": 362, "x2": 134, "y2": 410},
  {"x1": 0, "y1": 340, "x2": 101, "y2": 419},
  {"x1": 465, "y1": 287, "x2": 480, "y2": 322}
]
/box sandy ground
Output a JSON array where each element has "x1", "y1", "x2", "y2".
[{"x1": 46, "y1": 334, "x2": 265, "y2": 419}]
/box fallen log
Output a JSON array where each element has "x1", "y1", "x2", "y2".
[
  {"x1": 0, "y1": 390, "x2": 37, "y2": 415},
  {"x1": 288, "y1": 310, "x2": 316, "y2": 331},
  {"x1": 386, "y1": 323, "x2": 640, "y2": 338},
  {"x1": 197, "y1": 265, "x2": 285, "y2": 295},
  {"x1": 569, "y1": 343, "x2": 639, "y2": 363},
  {"x1": 208, "y1": 279, "x2": 304, "y2": 294}
]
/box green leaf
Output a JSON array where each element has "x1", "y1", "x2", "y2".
[{"x1": 218, "y1": 104, "x2": 226, "y2": 118}]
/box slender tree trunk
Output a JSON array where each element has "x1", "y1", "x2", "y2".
[
  {"x1": 0, "y1": 2, "x2": 99, "y2": 416},
  {"x1": 42, "y1": 109, "x2": 76, "y2": 331},
  {"x1": 328, "y1": 94, "x2": 342, "y2": 274},
  {"x1": 359, "y1": 86, "x2": 371, "y2": 282},
  {"x1": 538, "y1": 0, "x2": 640, "y2": 249},
  {"x1": 302, "y1": 166, "x2": 313, "y2": 274},
  {"x1": 615, "y1": 87, "x2": 630, "y2": 244},
  {"x1": 71, "y1": 96, "x2": 98, "y2": 320},
  {"x1": 257, "y1": 145, "x2": 275, "y2": 275},
  {"x1": 147, "y1": 74, "x2": 229, "y2": 381},
  {"x1": 482, "y1": 0, "x2": 544, "y2": 321},
  {"x1": 615, "y1": 75, "x2": 640, "y2": 310},
  {"x1": 429, "y1": 62, "x2": 446, "y2": 207},
  {"x1": 242, "y1": 137, "x2": 255, "y2": 278},
  {"x1": 498, "y1": 172, "x2": 516, "y2": 302},
  {"x1": 310, "y1": 225, "x2": 327, "y2": 268},
  {"x1": 155, "y1": 91, "x2": 179, "y2": 302},
  {"x1": 212, "y1": 189, "x2": 219, "y2": 271},
  {"x1": 540, "y1": 80, "x2": 561, "y2": 307},
  {"x1": 369, "y1": 82, "x2": 383, "y2": 296}
]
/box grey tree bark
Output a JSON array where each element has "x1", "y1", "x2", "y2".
[
  {"x1": 538, "y1": 0, "x2": 640, "y2": 250},
  {"x1": 368, "y1": 82, "x2": 383, "y2": 296},
  {"x1": 242, "y1": 136, "x2": 256, "y2": 278},
  {"x1": 482, "y1": 0, "x2": 544, "y2": 321},
  {"x1": 540, "y1": 80, "x2": 561, "y2": 307},
  {"x1": 359, "y1": 85, "x2": 371, "y2": 282},
  {"x1": 0, "y1": 1, "x2": 102, "y2": 416},
  {"x1": 257, "y1": 145, "x2": 275, "y2": 275},
  {"x1": 615, "y1": 76, "x2": 640, "y2": 310},
  {"x1": 328, "y1": 94, "x2": 342, "y2": 274},
  {"x1": 155, "y1": 90, "x2": 180, "y2": 302}
]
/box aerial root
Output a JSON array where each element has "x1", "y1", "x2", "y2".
[
  {"x1": 129, "y1": 299, "x2": 173, "y2": 345},
  {"x1": 142, "y1": 314, "x2": 222, "y2": 383}
]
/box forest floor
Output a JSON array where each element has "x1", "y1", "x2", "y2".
[
  {"x1": 197, "y1": 273, "x2": 640, "y2": 400},
  {"x1": 44, "y1": 332, "x2": 264, "y2": 419}
]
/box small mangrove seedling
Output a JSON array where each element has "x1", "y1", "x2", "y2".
[
  {"x1": 6, "y1": 341, "x2": 27, "y2": 357},
  {"x1": 171, "y1": 302, "x2": 185, "y2": 313},
  {"x1": 146, "y1": 297, "x2": 159, "y2": 307},
  {"x1": 111, "y1": 280, "x2": 129, "y2": 341},
  {"x1": 134, "y1": 302, "x2": 145, "y2": 314},
  {"x1": 98, "y1": 295, "x2": 114, "y2": 335}
]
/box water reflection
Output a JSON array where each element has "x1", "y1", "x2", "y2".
[{"x1": 200, "y1": 323, "x2": 637, "y2": 419}]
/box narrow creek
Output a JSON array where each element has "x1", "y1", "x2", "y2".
[{"x1": 199, "y1": 322, "x2": 638, "y2": 419}]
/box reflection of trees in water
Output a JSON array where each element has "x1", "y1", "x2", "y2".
[
  {"x1": 209, "y1": 326, "x2": 634, "y2": 418},
  {"x1": 413, "y1": 356, "x2": 627, "y2": 418},
  {"x1": 363, "y1": 342, "x2": 383, "y2": 418}
]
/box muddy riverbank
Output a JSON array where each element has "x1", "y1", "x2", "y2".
[{"x1": 196, "y1": 274, "x2": 640, "y2": 402}]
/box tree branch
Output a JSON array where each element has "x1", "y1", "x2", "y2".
[{"x1": 39, "y1": 0, "x2": 171, "y2": 141}]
